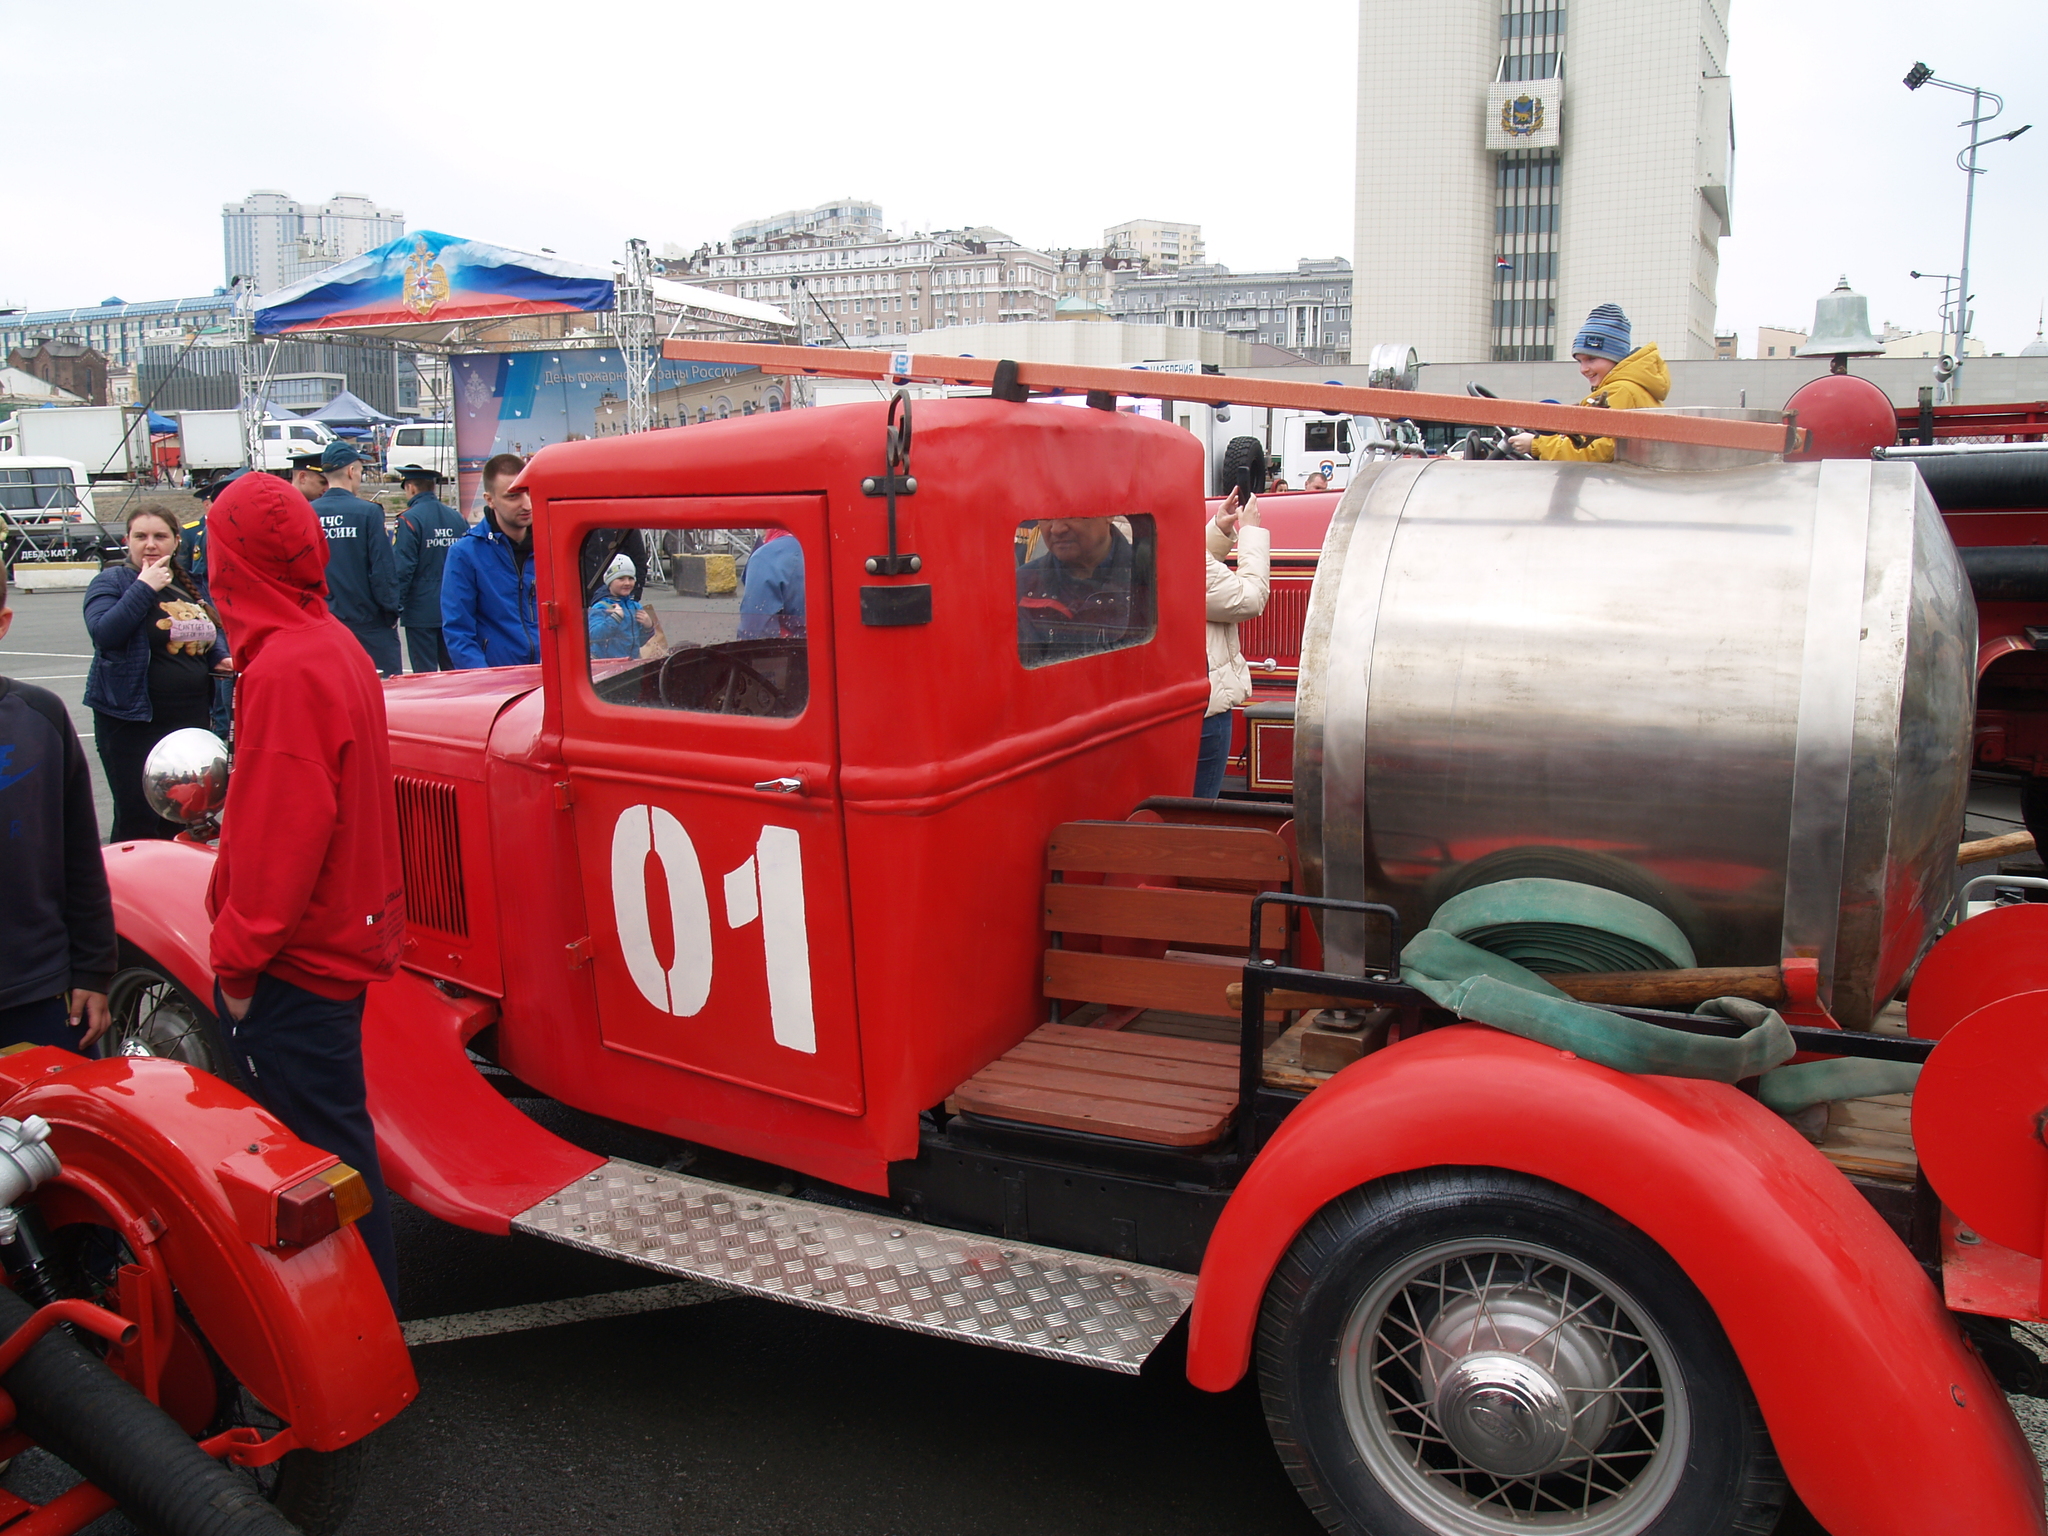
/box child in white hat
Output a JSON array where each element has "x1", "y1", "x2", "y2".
[{"x1": 587, "y1": 553, "x2": 655, "y2": 659}]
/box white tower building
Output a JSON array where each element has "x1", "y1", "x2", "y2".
[
  {"x1": 1353, "y1": 0, "x2": 1732, "y2": 364},
  {"x1": 223, "y1": 192, "x2": 406, "y2": 294}
]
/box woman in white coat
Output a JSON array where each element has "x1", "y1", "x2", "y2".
[{"x1": 1195, "y1": 488, "x2": 1271, "y2": 798}]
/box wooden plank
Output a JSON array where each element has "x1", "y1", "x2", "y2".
[
  {"x1": 1031, "y1": 1022, "x2": 1238, "y2": 1066},
  {"x1": 1048, "y1": 821, "x2": 1290, "y2": 881},
  {"x1": 1044, "y1": 882, "x2": 1287, "y2": 949},
  {"x1": 1827, "y1": 1096, "x2": 1913, "y2": 1135},
  {"x1": 952, "y1": 1080, "x2": 1233, "y2": 1147},
  {"x1": 1002, "y1": 1039, "x2": 1240, "y2": 1092},
  {"x1": 962, "y1": 1059, "x2": 1238, "y2": 1112},
  {"x1": 1045, "y1": 949, "x2": 1242, "y2": 1018},
  {"x1": 1961, "y1": 830, "x2": 2034, "y2": 866},
  {"x1": 1225, "y1": 964, "x2": 1787, "y2": 1012}
]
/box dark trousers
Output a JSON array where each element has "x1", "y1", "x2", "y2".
[
  {"x1": 344, "y1": 623, "x2": 403, "y2": 679},
  {"x1": 217, "y1": 974, "x2": 399, "y2": 1305},
  {"x1": 95, "y1": 708, "x2": 208, "y2": 842},
  {"x1": 403, "y1": 626, "x2": 452, "y2": 673},
  {"x1": 0, "y1": 997, "x2": 79, "y2": 1052},
  {"x1": 1193, "y1": 709, "x2": 1234, "y2": 799}
]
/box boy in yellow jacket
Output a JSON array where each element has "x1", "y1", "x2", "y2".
[{"x1": 1509, "y1": 303, "x2": 1669, "y2": 463}]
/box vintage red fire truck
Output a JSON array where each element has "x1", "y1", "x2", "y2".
[{"x1": 104, "y1": 345, "x2": 2048, "y2": 1536}]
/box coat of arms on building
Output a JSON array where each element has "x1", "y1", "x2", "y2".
[
  {"x1": 1485, "y1": 78, "x2": 1563, "y2": 150},
  {"x1": 1500, "y1": 93, "x2": 1545, "y2": 137},
  {"x1": 401, "y1": 237, "x2": 451, "y2": 319}
]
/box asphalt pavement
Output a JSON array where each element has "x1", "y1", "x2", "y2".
[{"x1": 6, "y1": 585, "x2": 2046, "y2": 1534}]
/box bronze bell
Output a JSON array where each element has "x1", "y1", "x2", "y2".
[{"x1": 1797, "y1": 276, "x2": 1886, "y2": 372}]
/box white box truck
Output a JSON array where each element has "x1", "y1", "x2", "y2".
[
  {"x1": 174, "y1": 410, "x2": 248, "y2": 479},
  {"x1": 0, "y1": 407, "x2": 148, "y2": 480}
]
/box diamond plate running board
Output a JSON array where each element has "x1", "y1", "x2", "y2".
[{"x1": 512, "y1": 1158, "x2": 1197, "y2": 1373}]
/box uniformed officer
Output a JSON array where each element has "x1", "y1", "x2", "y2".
[
  {"x1": 390, "y1": 468, "x2": 466, "y2": 672},
  {"x1": 286, "y1": 450, "x2": 328, "y2": 503},
  {"x1": 308, "y1": 441, "x2": 402, "y2": 676}
]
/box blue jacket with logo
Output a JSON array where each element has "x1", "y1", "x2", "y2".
[
  {"x1": 391, "y1": 492, "x2": 468, "y2": 627},
  {"x1": 441, "y1": 512, "x2": 539, "y2": 669},
  {"x1": 310, "y1": 486, "x2": 400, "y2": 631}
]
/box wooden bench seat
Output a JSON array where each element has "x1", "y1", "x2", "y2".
[
  {"x1": 949, "y1": 818, "x2": 1295, "y2": 1149},
  {"x1": 951, "y1": 1024, "x2": 1241, "y2": 1146}
]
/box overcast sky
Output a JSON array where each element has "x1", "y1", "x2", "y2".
[{"x1": 5, "y1": 0, "x2": 2042, "y2": 355}]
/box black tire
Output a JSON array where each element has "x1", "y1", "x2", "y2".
[
  {"x1": 1419, "y1": 845, "x2": 1715, "y2": 963},
  {"x1": 1221, "y1": 434, "x2": 1269, "y2": 500},
  {"x1": 100, "y1": 948, "x2": 241, "y2": 1086},
  {"x1": 1256, "y1": 1168, "x2": 1786, "y2": 1536}
]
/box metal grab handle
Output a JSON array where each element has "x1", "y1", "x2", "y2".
[
  {"x1": 1958, "y1": 873, "x2": 2048, "y2": 912},
  {"x1": 753, "y1": 777, "x2": 804, "y2": 795}
]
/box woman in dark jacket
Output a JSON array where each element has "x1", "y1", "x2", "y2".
[{"x1": 83, "y1": 505, "x2": 232, "y2": 840}]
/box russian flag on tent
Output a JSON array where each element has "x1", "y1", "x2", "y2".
[{"x1": 254, "y1": 231, "x2": 615, "y2": 334}]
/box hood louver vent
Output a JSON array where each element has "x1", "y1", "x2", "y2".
[{"x1": 395, "y1": 776, "x2": 467, "y2": 938}]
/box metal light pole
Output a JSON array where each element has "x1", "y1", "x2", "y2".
[{"x1": 1903, "y1": 63, "x2": 2031, "y2": 401}]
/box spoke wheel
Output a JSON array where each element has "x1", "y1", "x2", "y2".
[
  {"x1": 1340, "y1": 1238, "x2": 1685, "y2": 1534},
  {"x1": 101, "y1": 965, "x2": 232, "y2": 1080},
  {"x1": 1257, "y1": 1169, "x2": 1784, "y2": 1536}
]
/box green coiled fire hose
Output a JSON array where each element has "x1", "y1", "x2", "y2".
[{"x1": 1399, "y1": 879, "x2": 1919, "y2": 1110}]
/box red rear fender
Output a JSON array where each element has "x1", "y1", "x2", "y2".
[
  {"x1": 0, "y1": 1050, "x2": 415, "y2": 1451},
  {"x1": 1187, "y1": 1026, "x2": 2044, "y2": 1536}
]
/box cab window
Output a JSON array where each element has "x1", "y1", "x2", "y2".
[
  {"x1": 580, "y1": 526, "x2": 807, "y2": 718},
  {"x1": 1014, "y1": 515, "x2": 1156, "y2": 669}
]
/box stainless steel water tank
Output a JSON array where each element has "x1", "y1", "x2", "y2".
[{"x1": 1294, "y1": 457, "x2": 1973, "y2": 1029}]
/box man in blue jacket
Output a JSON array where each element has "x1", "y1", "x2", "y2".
[
  {"x1": 441, "y1": 453, "x2": 539, "y2": 669},
  {"x1": 308, "y1": 441, "x2": 402, "y2": 676},
  {"x1": 390, "y1": 468, "x2": 467, "y2": 671}
]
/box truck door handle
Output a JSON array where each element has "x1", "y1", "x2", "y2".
[{"x1": 753, "y1": 777, "x2": 805, "y2": 795}]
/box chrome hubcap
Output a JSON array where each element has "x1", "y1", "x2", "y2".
[
  {"x1": 1434, "y1": 1351, "x2": 1574, "y2": 1476},
  {"x1": 1338, "y1": 1240, "x2": 1688, "y2": 1534},
  {"x1": 105, "y1": 970, "x2": 220, "y2": 1074}
]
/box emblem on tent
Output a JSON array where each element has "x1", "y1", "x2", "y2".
[
  {"x1": 401, "y1": 236, "x2": 451, "y2": 319},
  {"x1": 1500, "y1": 93, "x2": 1545, "y2": 137}
]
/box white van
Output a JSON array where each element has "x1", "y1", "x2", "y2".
[
  {"x1": 386, "y1": 422, "x2": 455, "y2": 482},
  {"x1": 255, "y1": 417, "x2": 335, "y2": 473}
]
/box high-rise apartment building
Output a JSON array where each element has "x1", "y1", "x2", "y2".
[
  {"x1": 223, "y1": 191, "x2": 406, "y2": 294},
  {"x1": 1104, "y1": 220, "x2": 1203, "y2": 273},
  {"x1": 732, "y1": 199, "x2": 884, "y2": 249},
  {"x1": 1354, "y1": 0, "x2": 1732, "y2": 363}
]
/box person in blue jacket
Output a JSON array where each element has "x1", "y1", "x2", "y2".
[
  {"x1": 737, "y1": 530, "x2": 806, "y2": 639},
  {"x1": 82, "y1": 505, "x2": 231, "y2": 840},
  {"x1": 441, "y1": 453, "x2": 539, "y2": 670},
  {"x1": 390, "y1": 467, "x2": 467, "y2": 672},
  {"x1": 587, "y1": 553, "x2": 656, "y2": 659},
  {"x1": 307, "y1": 440, "x2": 402, "y2": 676}
]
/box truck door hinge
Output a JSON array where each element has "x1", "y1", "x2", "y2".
[
  {"x1": 552, "y1": 780, "x2": 574, "y2": 810},
  {"x1": 565, "y1": 936, "x2": 592, "y2": 969},
  {"x1": 540, "y1": 600, "x2": 559, "y2": 628}
]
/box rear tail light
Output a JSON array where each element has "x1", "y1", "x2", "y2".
[{"x1": 275, "y1": 1164, "x2": 372, "y2": 1247}]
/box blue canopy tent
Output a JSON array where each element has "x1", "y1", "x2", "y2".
[
  {"x1": 144, "y1": 409, "x2": 178, "y2": 434},
  {"x1": 307, "y1": 390, "x2": 399, "y2": 428}
]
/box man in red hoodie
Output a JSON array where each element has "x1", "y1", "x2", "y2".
[{"x1": 204, "y1": 471, "x2": 404, "y2": 1301}]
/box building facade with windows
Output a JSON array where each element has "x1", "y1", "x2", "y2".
[
  {"x1": 675, "y1": 220, "x2": 1059, "y2": 343},
  {"x1": 1104, "y1": 220, "x2": 1203, "y2": 273},
  {"x1": 223, "y1": 191, "x2": 405, "y2": 294},
  {"x1": 732, "y1": 199, "x2": 884, "y2": 249},
  {"x1": 1108, "y1": 259, "x2": 1353, "y2": 366},
  {"x1": 1354, "y1": 0, "x2": 1732, "y2": 363}
]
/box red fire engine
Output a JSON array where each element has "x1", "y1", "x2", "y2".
[{"x1": 104, "y1": 344, "x2": 2048, "y2": 1536}]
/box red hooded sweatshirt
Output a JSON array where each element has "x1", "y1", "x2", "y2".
[{"x1": 204, "y1": 473, "x2": 404, "y2": 1001}]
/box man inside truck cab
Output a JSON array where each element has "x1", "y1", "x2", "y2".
[
  {"x1": 440, "y1": 453, "x2": 540, "y2": 670},
  {"x1": 1016, "y1": 515, "x2": 1148, "y2": 666}
]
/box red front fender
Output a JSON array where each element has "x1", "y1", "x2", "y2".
[
  {"x1": 103, "y1": 837, "x2": 218, "y2": 1002},
  {"x1": 1187, "y1": 1026, "x2": 2044, "y2": 1536},
  {"x1": 0, "y1": 1050, "x2": 416, "y2": 1450}
]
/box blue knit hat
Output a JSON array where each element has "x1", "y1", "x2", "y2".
[{"x1": 1571, "y1": 304, "x2": 1632, "y2": 362}]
